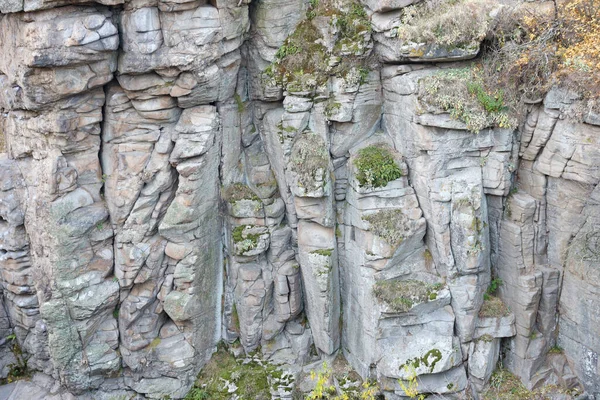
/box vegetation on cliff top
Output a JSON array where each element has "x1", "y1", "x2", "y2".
[
  {"x1": 264, "y1": 0, "x2": 374, "y2": 92},
  {"x1": 480, "y1": 0, "x2": 600, "y2": 118},
  {"x1": 418, "y1": 67, "x2": 517, "y2": 132},
  {"x1": 416, "y1": 0, "x2": 600, "y2": 131},
  {"x1": 397, "y1": 0, "x2": 495, "y2": 50}
]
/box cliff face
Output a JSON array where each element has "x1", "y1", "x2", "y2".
[{"x1": 0, "y1": 0, "x2": 598, "y2": 398}]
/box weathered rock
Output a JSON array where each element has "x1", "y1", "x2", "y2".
[{"x1": 0, "y1": 2, "x2": 598, "y2": 399}]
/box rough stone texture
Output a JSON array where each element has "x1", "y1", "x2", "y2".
[{"x1": 0, "y1": 0, "x2": 597, "y2": 399}]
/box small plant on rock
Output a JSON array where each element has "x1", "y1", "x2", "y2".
[
  {"x1": 373, "y1": 280, "x2": 444, "y2": 313},
  {"x1": 354, "y1": 145, "x2": 402, "y2": 189},
  {"x1": 223, "y1": 183, "x2": 260, "y2": 203},
  {"x1": 397, "y1": 0, "x2": 495, "y2": 50},
  {"x1": 289, "y1": 133, "x2": 330, "y2": 192},
  {"x1": 548, "y1": 345, "x2": 564, "y2": 354},
  {"x1": 1, "y1": 334, "x2": 29, "y2": 384},
  {"x1": 362, "y1": 209, "x2": 410, "y2": 247},
  {"x1": 479, "y1": 296, "x2": 510, "y2": 318},
  {"x1": 398, "y1": 365, "x2": 425, "y2": 400},
  {"x1": 418, "y1": 67, "x2": 518, "y2": 133}
]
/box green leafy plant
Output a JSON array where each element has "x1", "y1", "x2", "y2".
[
  {"x1": 467, "y1": 82, "x2": 507, "y2": 113},
  {"x1": 2, "y1": 335, "x2": 29, "y2": 384},
  {"x1": 398, "y1": 365, "x2": 425, "y2": 400},
  {"x1": 484, "y1": 277, "x2": 503, "y2": 300},
  {"x1": 419, "y1": 67, "x2": 518, "y2": 132},
  {"x1": 354, "y1": 145, "x2": 402, "y2": 188}
]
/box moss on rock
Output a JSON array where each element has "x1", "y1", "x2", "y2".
[
  {"x1": 265, "y1": 0, "x2": 373, "y2": 92},
  {"x1": 185, "y1": 344, "x2": 289, "y2": 400},
  {"x1": 353, "y1": 144, "x2": 402, "y2": 188},
  {"x1": 399, "y1": 348, "x2": 443, "y2": 374},
  {"x1": 311, "y1": 248, "x2": 334, "y2": 257}
]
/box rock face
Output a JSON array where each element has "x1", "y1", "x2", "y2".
[{"x1": 0, "y1": 0, "x2": 598, "y2": 399}]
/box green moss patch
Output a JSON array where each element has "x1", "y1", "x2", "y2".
[
  {"x1": 265, "y1": 0, "x2": 372, "y2": 92},
  {"x1": 185, "y1": 344, "x2": 291, "y2": 400},
  {"x1": 354, "y1": 144, "x2": 402, "y2": 188},
  {"x1": 232, "y1": 225, "x2": 262, "y2": 253},
  {"x1": 311, "y1": 248, "x2": 334, "y2": 257},
  {"x1": 373, "y1": 280, "x2": 444, "y2": 313},
  {"x1": 362, "y1": 209, "x2": 410, "y2": 247},
  {"x1": 418, "y1": 67, "x2": 518, "y2": 133},
  {"x1": 399, "y1": 348, "x2": 443, "y2": 374}
]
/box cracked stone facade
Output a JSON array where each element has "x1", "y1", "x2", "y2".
[{"x1": 0, "y1": 0, "x2": 598, "y2": 399}]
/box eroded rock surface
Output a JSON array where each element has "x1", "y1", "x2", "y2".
[{"x1": 0, "y1": 0, "x2": 597, "y2": 399}]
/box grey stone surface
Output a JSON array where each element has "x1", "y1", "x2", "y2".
[{"x1": 0, "y1": 0, "x2": 597, "y2": 399}]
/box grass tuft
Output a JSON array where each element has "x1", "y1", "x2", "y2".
[
  {"x1": 418, "y1": 67, "x2": 518, "y2": 133},
  {"x1": 479, "y1": 295, "x2": 510, "y2": 318},
  {"x1": 373, "y1": 280, "x2": 444, "y2": 313},
  {"x1": 354, "y1": 144, "x2": 402, "y2": 189},
  {"x1": 223, "y1": 183, "x2": 260, "y2": 203},
  {"x1": 363, "y1": 209, "x2": 411, "y2": 247},
  {"x1": 397, "y1": 0, "x2": 495, "y2": 50}
]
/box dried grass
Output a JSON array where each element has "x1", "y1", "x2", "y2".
[
  {"x1": 397, "y1": 0, "x2": 495, "y2": 49},
  {"x1": 479, "y1": 295, "x2": 510, "y2": 318},
  {"x1": 363, "y1": 209, "x2": 411, "y2": 246},
  {"x1": 373, "y1": 280, "x2": 443, "y2": 313}
]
